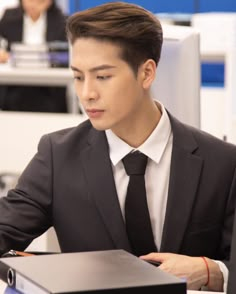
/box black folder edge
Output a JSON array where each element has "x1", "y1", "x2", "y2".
[{"x1": 0, "y1": 250, "x2": 187, "y2": 294}]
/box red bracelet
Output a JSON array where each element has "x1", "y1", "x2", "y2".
[{"x1": 201, "y1": 256, "x2": 210, "y2": 286}]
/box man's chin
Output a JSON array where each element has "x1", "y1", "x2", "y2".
[{"x1": 90, "y1": 121, "x2": 109, "y2": 131}]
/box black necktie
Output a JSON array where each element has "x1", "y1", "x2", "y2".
[{"x1": 122, "y1": 151, "x2": 157, "y2": 256}]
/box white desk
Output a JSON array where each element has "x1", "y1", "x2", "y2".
[
  {"x1": 0, "y1": 280, "x2": 225, "y2": 293},
  {"x1": 189, "y1": 292, "x2": 224, "y2": 294},
  {"x1": 0, "y1": 65, "x2": 79, "y2": 113},
  {"x1": 0, "y1": 66, "x2": 72, "y2": 86},
  {"x1": 0, "y1": 281, "x2": 6, "y2": 293}
]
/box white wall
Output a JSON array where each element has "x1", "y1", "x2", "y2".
[
  {"x1": 200, "y1": 87, "x2": 225, "y2": 140},
  {"x1": 0, "y1": 0, "x2": 68, "y2": 19},
  {"x1": 56, "y1": 0, "x2": 68, "y2": 14},
  {"x1": 192, "y1": 13, "x2": 236, "y2": 144},
  {"x1": 0, "y1": 0, "x2": 18, "y2": 19}
]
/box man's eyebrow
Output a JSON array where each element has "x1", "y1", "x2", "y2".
[{"x1": 70, "y1": 65, "x2": 117, "y2": 72}]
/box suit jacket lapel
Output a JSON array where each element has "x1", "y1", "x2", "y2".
[
  {"x1": 80, "y1": 128, "x2": 131, "y2": 252},
  {"x1": 160, "y1": 114, "x2": 203, "y2": 253},
  {"x1": 46, "y1": 9, "x2": 55, "y2": 41},
  {"x1": 7, "y1": 8, "x2": 23, "y2": 43}
]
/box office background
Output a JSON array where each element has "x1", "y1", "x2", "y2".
[
  {"x1": 67, "y1": 0, "x2": 236, "y2": 14},
  {"x1": 2, "y1": 1, "x2": 236, "y2": 18}
]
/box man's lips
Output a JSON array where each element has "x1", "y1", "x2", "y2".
[
  {"x1": 86, "y1": 109, "x2": 104, "y2": 113},
  {"x1": 86, "y1": 109, "x2": 105, "y2": 118}
]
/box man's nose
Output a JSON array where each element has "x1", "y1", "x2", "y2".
[{"x1": 81, "y1": 80, "x2": 98, "y2": 101}]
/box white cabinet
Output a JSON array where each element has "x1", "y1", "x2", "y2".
[{"x1": 192, "y1": 13, "x2": 236, "y2": 143}]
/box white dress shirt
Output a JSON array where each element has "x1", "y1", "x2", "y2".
[
  {"x1": 105, "y1": 101, "x2": 228, "y2": 290},
  {"x1": 23, "y1": 12, "x2": 46, "y2": 45},
  {"x1": 106, "y1": 102, "x2": 172, "y2": 249}
]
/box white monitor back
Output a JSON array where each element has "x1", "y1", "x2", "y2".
[{"x1": 151, "y1": 24, "x2": 200, "y2": 128}]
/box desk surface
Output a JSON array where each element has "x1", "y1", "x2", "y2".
[
  {"x1": 0, "y1": 65, "x2": 80, "y2": 113},
  {"x1": 0, "y1": 280, "x2": 225, "y2": 294},
  {"x1": 0, "y1": 65, "x2": 73, "y2": 86}
]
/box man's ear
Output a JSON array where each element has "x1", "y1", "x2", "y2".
[{"x1": 140, "y1": 59, "x2": 157, "y2": 89}]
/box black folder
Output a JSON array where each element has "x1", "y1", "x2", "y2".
[{"x1": 0, "y1": 249, "x2": 186, "y2": 293}]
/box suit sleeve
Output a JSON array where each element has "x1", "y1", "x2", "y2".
[
  {"x1": 0, "y1": 9, "x2": 20, "y2": 50},
  {"x1": 0, "y1": 134, "x2": 53, "y2": 255},
  {"x1": 221, "y1": 167, "x2": 236, "y2": 265}
]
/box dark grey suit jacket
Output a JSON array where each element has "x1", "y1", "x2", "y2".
[
  {"x1": 227, "y1": 201, "x2": 236, "y2": 292},
  {"x1": 0, "y1": 113, "x2": 236, "y2": 264}
]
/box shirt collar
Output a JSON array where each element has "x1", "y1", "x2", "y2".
[
  {"x1": 106, "y1": 101, "x2": 172, "y2": 166},
  {"x1": 24, "y1": 12, "x2": 46, "y2": 26}
]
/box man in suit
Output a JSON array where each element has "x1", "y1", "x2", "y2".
[
  {"x1": 0, "y1": 0, "x2": 67, "y2": 112},
  {"x1": 0, "y1": 2, "x2": 236, "y2": 291}
]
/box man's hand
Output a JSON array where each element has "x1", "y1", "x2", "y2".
[
  {"x1": 0, "y1": 49, "x2": 9, "y2": 63},
  {"x1": 140, "y1": 252, "x2": 223, "y2": 291}
]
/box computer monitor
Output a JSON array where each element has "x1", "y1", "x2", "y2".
[{"x1": 151, "y1": 24, "x2": 200, "y2": 128}]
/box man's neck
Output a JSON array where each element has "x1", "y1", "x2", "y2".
[{"x1": 112, "y1": 100, "x2": 162, "y2": 148}]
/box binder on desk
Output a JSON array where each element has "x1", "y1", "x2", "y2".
[{"x1": 0, "y1": 249, "x2": 186, "y2": 294}]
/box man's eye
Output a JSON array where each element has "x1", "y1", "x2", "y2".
[
  {"x1": 97, "y1": 75, "x2": 111, "y2": 80},
  {"x1": 74, "y1": 76, "x2": 83, "y2": 81}
]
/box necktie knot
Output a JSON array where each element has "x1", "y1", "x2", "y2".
[{"x1": 122, "y1": 151, "x2": 148, "y2": 176}]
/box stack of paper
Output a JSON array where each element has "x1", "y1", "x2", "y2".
[{"x1": 10, "y1": 43, "x2": 50, "y2": 68}]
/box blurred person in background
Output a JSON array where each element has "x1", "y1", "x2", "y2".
[{"x1": 0, "y1": 0, "x2": 68, "y2": 112}]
